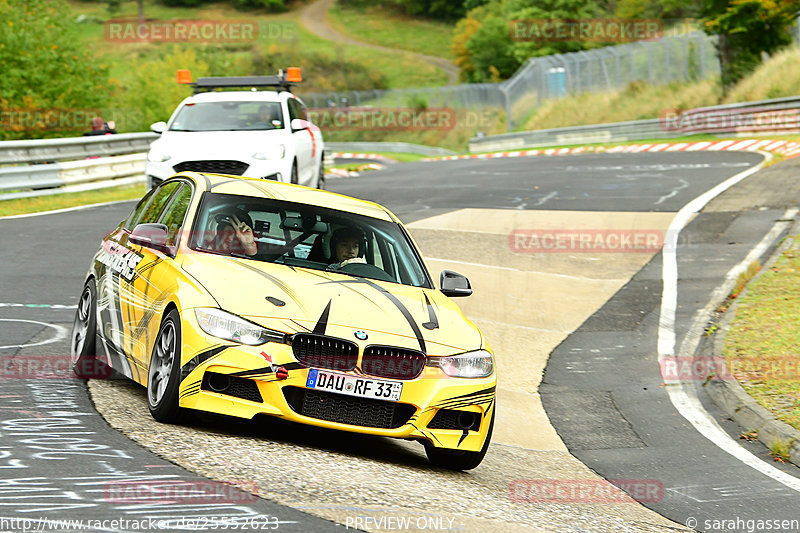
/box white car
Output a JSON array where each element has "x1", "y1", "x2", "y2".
[{"x1": 146, "y1": 71, "x2": 325, "y2": 189}]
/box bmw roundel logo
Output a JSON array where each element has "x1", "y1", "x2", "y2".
[{"x1": 354, "y1": 330, "x2": 368, "y2": 341}]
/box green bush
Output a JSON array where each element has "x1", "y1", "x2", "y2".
[
  {"x1": 230, "y1": 0, "x2": 287, "y2": 12},
  {"x1": 0, "y1": 0, "x2": 111, "y2": 139}
]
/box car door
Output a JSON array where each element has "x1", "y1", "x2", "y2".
[
  {"x1": 288, "y1": 98, "x2": 313, "y2": 185},
  {"x1": 94, "y1": 182, "x2": 176, "y2": 382},
  {"x1": 126, "y1": 181, "x2": 194, "y2": 375}
]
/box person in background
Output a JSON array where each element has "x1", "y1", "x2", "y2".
[{"x1": 83, "y1": 116, "x2": 116, "y2": 136}]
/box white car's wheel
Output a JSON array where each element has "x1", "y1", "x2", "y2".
[{"x1": 316, "y1": 158, "x2": 325, "y2": 189}]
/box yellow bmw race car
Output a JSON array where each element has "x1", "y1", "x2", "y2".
[{"x1": 70, "y1": 173, "x2": 496, "y2": 470}]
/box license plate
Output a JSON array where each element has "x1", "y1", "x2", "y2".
[{"x1": 306, "y1": 369, "x2": 402, "y2": 401}]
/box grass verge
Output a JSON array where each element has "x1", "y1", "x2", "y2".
[
  {"x1": 722, "y1": 237, "x2": 800, "y2": 431},
  {"x1": 330, "y1": 151, "x2": 428, "y2": 162},
  {"x1": 327, "y1": 2, "x2": 455, "y2": 60},
  {"x1": 0, "y1": 185, "x2": 145, "y2": 217}
]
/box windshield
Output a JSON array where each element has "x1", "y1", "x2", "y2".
[
  {"x1": 169, "y1": 101, "x2": 284, "y2": 132},
  {"x1": 188, "y1": 193, "x2": 432, "y2": 288}
]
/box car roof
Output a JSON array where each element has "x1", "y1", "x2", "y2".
[
  {"x1": 183, "y1": 91, "x2": 286, "y2": 104},
  {"x1": 173, "y1": 173, "x2": 396, "y2": 222}
]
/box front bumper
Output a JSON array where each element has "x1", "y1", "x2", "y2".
[
  {"x1": 145, "y1": 159, "x2": 292, "y2": 185},
  {"x1": 177, "y1": 313, "x2": 496, "y2": 452}
]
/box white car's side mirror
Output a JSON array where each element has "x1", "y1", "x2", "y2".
[
  {"x1": 150, "y1": 121, "x2": 167, "y2": 134},
  {"x1": 290, "y1": 118, "x2": 308, "y2": 132}
]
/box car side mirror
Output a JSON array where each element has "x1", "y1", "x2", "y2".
[
  {"x1": 290, "y1": 118, "x2": 308, "y2": 132},
  {"x1": 130, "y1": 223, "x2": 170, "y2": 254},
  {"x1": 440, "y1": 270, "x2": 472, "y2": 297},
  {"x1": 150, "y1": 121, "x2": 167, "y2": 134}
]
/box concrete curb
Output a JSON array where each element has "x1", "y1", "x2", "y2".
[{"x1": 704, "y1": 228, "x2": 800, "y2": 466}]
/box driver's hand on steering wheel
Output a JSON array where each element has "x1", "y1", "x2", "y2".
[{"x1": 339, "y1": 257, "x2": 366, "y2": 267}]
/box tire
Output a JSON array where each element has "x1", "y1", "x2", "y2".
[
  {"x1": 147, "y1": 309, "x2": 183, "y2": 422},
  {"x1": 70, "y1": 279, "x2": 103, "y2": 379},
  {"x1": 316, "y1": 158, "x2": 325, "y2": 189},
  {"x1": 425, "y1": 410, "x2": 494, "y2": 471},
  {"x1": 290, "y1": 161, "x2": 298, "y2": 185}
]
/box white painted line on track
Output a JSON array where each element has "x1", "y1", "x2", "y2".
[
  {"x1": 0, "y1": 318, "x2": 68, "y2": 349},
  {"x1": 657, "y1": 150, "x2": 800, "y2": 491},
  {"x1": 0, "y1": 303, "x2": 77, "y2": 309}
]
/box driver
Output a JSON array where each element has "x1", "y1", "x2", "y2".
[
  {"x1": 329, "y1": 227, "x2": 366, "y2": 268},
  {"x1": 258, "y1": 104, "x2": 281, "y2": 128},
  {"x1": 209, "y1": 210, "x2": 259, "y2": 257}
]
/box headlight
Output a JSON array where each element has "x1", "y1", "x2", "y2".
[
  {"x1": 147, "y1": 151, "x2": 171, "y2": 163},
  {"x1": 194, "y1": 308, "x2": 285, "y2": 346},
  {"x1": 252, "y1": 144, "x2": 285, "y2": 160},
  {"x1": 427, "y1": 350, "x2": 494, "y2": 378}
]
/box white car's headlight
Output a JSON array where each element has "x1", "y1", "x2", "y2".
[
  {"x1": 252, "y1": 144, "x2": 285, "y2": 160},
  {"x1": 147, "y1": 151, "x2": 171, "y2": 163},
  {"x1": 195, "y1": 308, "x2": 285, "y2": 346},
  {"x1": 427, "y1": 350, "x2": 494, "y2": 378}
]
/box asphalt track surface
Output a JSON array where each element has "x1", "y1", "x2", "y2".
[{"x1": 1, "y1": 151, "x2": 799, "y2": 532}]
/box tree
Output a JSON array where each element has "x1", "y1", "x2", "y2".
[
  {"x1": 506, "y1": 0, "x2": 603, "y2": 63},
  {"x1": 0, "y1": 0, "x2": 111, "y2": 139},
  {"x1": 452, "y1": 0, "x2": 606, "y2": 83},
  {"x1": 702, "y1": 0, "x2": 800, "y2": 89}
]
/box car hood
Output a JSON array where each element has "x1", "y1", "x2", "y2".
[
  {"x1": 181, "y1": 253, "x2": 483, "y2": 355},
  {"x1": 152, "y1": 130, "x2": 288, "y2": 161}
]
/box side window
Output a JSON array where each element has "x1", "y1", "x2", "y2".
[
  {"x1": 158, "y1": 184, "x2": 193, "y2": 247},
  {"x1": 296, "y1": 100, "x2": 309, "y2": 121},
  {"x1": 136, "y1": 182, "x2": 181, "y2": 226},
  {"x1": 287, "y1": 99, "x2": 299, "y2": 121},
  {"x1": 124, "y1": 189, "x2": 156, "y2": 230},
  {"x1": 369, "y1": 234, "x2": 384, "y2": 269}
]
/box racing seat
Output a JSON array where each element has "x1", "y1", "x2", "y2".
[{"x1": 306, "y1": 234, "x2": 330, "y2": 263}]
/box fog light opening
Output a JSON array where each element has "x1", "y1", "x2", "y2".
[
  {"x1": 458, "y1": 411, "x2": 477, "y2": 431},
  {"x1": 207, "y1": 373, "x2": 231, "y2": 392}
]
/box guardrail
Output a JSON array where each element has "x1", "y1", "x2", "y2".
[
  {"x1": 469, "y1": 95, "x2": 800, "y2": 152},
  {"x1": 0, "y1": 132, "x2": 454, "y2": 200},
  {"x1": 0, "y1": 154, "x2": 147, "y2": 201},
  {"x1": 0, "y1": 133, "x2": 157, "y2": 165}
]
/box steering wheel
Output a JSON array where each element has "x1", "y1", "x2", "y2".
[{"x1": 336, "y1": 262, "x2": 394, "y2": 282}]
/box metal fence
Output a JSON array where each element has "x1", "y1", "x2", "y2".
[
  {"x1": 299, "y1": 31, "x2": 720, "y2": 132},
  {"x1": 469, "y1": 95, "x2": 800, "y2": 152}
]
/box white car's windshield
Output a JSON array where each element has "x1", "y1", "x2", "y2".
[
  {"x1": 188, "y1": 192, "x2": 432, "y2": 288},
  {"x1": 170, "y1": 101, "x2": 283, "y2": 132}
]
